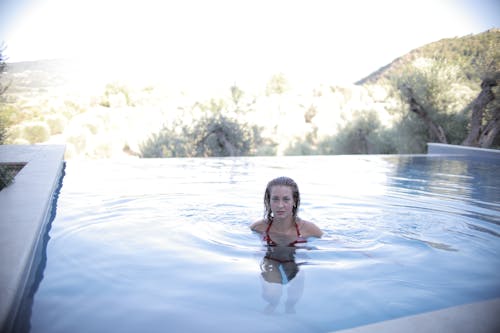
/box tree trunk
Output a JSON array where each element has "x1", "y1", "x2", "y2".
[
  {"x1": 403, "y1": 85, "x2": 448, "y2": 144},
  {"x1": 462, "y1": 76, "x2": 498, "y2": 147},
  {"x1": 215, "y1": 128, "x2": 236, "y2": 156},
  {"x1": 478, "y1": 106, "x2": 500, "y2": 148}
]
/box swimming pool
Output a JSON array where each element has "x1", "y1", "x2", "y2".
[{"x1": 26, "y1": 155, "x2": 500, "y2": 332}]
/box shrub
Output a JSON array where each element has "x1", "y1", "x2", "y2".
[
  {"x1": 45, "y1": 114, "x2": 68, "y2": 135},
  {"x1": 0, "y1": 118, "x2": 6, "y2": 144},
  {"x1": 100, "y1": 82, "x2": 133, "y2": 108},
  {"x1": 65, "y1": 126, "x2": 91, "y2": 154},
  {"x1": 22, "y1": 121, "x2": 51, "y2": 144},
  {"x1": 318, "y1": 111, "x2": 398, "y2": 155},
  {"x1": 0, "y1": 164, "x2": 24, "y2": 190}
]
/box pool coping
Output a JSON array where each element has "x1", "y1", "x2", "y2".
[
  {"x1": 335, "y1": 297, "x2": 500, "y2": 333},
  {"x1": 0, "y1": 144, "x2": 65, "y2": 333}
]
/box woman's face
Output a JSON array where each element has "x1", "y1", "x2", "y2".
[{"x1": 269, "y1": 185, "x2": 294, "y2": 221}]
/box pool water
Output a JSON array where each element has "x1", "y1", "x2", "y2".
[{"x1": 28, "y1": 155, "x2": 500, "y2": 332}]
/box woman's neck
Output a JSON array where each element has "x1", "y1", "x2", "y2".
[{"x1": 270, "y1": 216, "x2": 296, "y2": 232}]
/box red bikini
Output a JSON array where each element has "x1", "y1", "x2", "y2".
[{"x1": 263, "y1": 219, "x2": 307, "y2": 246}]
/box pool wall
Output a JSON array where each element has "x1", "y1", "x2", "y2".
[{"x1": 0, "y1": 145, "x2": 65, "y2": 333}]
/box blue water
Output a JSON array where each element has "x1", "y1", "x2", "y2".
[{"x1": 29, "y1": 155, "x2": 500, "y2": 333}]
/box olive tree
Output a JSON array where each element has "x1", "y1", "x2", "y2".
[
  {"x1": 390, "y1": 58, "x2": 472, "y2": 151},
  {"x1": 140, "y1": 86, "x2": 267, "y2": 158}
]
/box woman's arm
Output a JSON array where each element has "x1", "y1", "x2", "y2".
[
  {"x1": 250, "y1": 219, "x2": 266, "y2": 232},
  {"x1": 300, "y1": 220, "x2": 323, "y2": 238}
]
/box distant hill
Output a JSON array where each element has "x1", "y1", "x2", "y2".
[
  {"x1": 3, "y1": 58, "x2": 103, "y2": 95},
  {"x1": 356, "y1": 28, "x2": 499, "y2": 85},
  {"x1": 5, "y1": 58, "x2": 74, "y2": 91}
]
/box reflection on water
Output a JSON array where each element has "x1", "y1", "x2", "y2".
[
  {"x1": 259, "y1": 246, "x2": 304, "y2": 313},
  {"x1": 27, "y1": 155, "x2": 500, "y2": 333}
]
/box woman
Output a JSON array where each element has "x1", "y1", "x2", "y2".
[
  {"x1": 250, "y1": 176, "x2": 323, "y2": 246},
  {"x1": 251, "y1": 176, "x2": 322, "y2": 313}
]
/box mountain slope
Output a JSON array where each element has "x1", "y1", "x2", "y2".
[{"x1": 356, "y1": 28, "x2": 499, "y2": 86}]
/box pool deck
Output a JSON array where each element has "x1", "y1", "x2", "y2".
[
  {"x1": 0, "y1": 145, "x2": 65, "y2": 333},
  {"x1": 0, "y1": 144, "x2": 499, "y2": 332}
]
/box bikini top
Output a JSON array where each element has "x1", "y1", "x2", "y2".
[{"x1": 263, "y1": 219, "x2": 307, "y2": 246}]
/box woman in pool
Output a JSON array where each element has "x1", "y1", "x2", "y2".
[
  {"x1": 251, "y1": 176, "x2": 322, "y2": 313},
  {"x1": 250, "y1": 176, "x2": 323, "y2": 246}
]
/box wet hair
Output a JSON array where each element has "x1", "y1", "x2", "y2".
[{"x1": 264, "y1": 176, "x2": 300, "y2": 222}]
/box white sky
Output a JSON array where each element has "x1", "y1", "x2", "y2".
[{"x1": 0, "y1": 0, "x2": 499, "y2": 89}]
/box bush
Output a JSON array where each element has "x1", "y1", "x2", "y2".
[
  {"x1": 318, "y1": 111, "x2": 397, "y2": 155},
  {"x1": 65, "y1": 126, "x2": 91, "y2": 154},
  {"x1": 140, "y1": 120, "x2": 191, "y2": 158},
  {"x1": 0, "y1": 118, "x2": 6, "y2": 144},
  {"x1": 45, "y1": 114, "x2": 68, "y2": 135},
  {"x1": 0, "y1": 164, "x2": 24, "y2": 189},
  {"x1": 0, "y1": 103, "x2": 20, "y2": 144},
  {"x1": 22, "y1": 121, "x2": 51, "y2": 144},
  {"x1": 284, "y1": 140, "x2": 316, "y2": 156},
  {"x1": 100, "y1": 82, "x2": 133, "y2": 108}
]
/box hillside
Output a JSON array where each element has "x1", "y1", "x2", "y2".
[{"x1": 356, "y1": 28, "x2": 499, "y2": 86}]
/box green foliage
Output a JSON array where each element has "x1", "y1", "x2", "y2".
[
  {"x1": 0, "y1": 164, "x2": 24, "y2": 190},
  {"x1": 396, "y1": 58, "x2": 471, "y2": 113},
  {"x1": 284, "y1": 140, "x2": 317, "y2": 156},
  {"x1": 141, "y1": 114, "x2": 264, "y2": 158},
  {"x1": 359, "y1": 29, "x2": 499, "y2": 86},
  {"x1": 359, "y1": 30, "x2": 499, "y2": 150},
  {"x1": 195, "y1": 115, "x2": 257, "y2": 157},
  {"x1": 44, "y1": 114, "x2": 68, "y2": 135},
  {"x1": 22, "y1": 121, "x2": 51, "y2": 144},
  {"x1": 100, "y1": 82, "x2": 133, "y2": 107},
  {"x1": 140, "y1": 121, "x2": 191, "y2": 158},
  {"x1": 387, "y1": 57, "x2": 475, "y2": 149},
  {"x1": 0, "y1": 105, "x2": 8, "y2": 144},
  {"x1": 284, "y1": 111, "x2": 398, "y2": 155},
  {"x1": 65, "y1": 127, "x2": 90, "y2": 154},
  {"x1": 0, "y1": 44, "x2": 7, "y2": 144},
  {"x1": 389, "y1": 113, "x2": 429, "y2": 153},
  {"x1": 0, "y1": 119, "x2": 6, "y2": 144},
  {"x1": 141, "y1": 86, "x2": 268, "y2": 158},
  {"x1": 266, "y1": 73, "x2": 290, "y2": 96},
  {"x1": 325, "y1": 111, "x2": 397, "y2": 154}
]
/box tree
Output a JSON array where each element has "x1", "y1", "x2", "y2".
[
  {"x1": 391, "y1": 58, "x2": 472, "y2": 151},
  {"x1": 382, "y1": 30, "x2": 499, "y2": 150},
  {"x1": 462, "y1": 73, "x2": 499, "y2": 148},
  {"x1": 326, "y1": 110, "x2": 396, "y2": 155},
  {"x1": 401, "y1": 84, "x2": 447, "y2": 143},
  {"x1": 140, "y1": 86, "x2": 266, "y2": 158}
]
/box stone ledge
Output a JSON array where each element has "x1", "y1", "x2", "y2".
[
  {"x1": 335, "y1": 298, "x2": 500, "y2": 333},
  {"x1": 0, "y1": 145, "x2": 65, "y2": 333}
]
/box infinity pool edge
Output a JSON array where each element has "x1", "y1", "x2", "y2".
[{"x1": 0, "y1": 145, "x2": 65, "y2": 333}]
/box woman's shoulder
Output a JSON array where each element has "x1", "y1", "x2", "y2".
[
  {"x1": 297, "y1": 218, "x2": 323, "y2": 238},
  {"x1": 250, "y1": 219, "x2": 268, "y2": 233}
]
